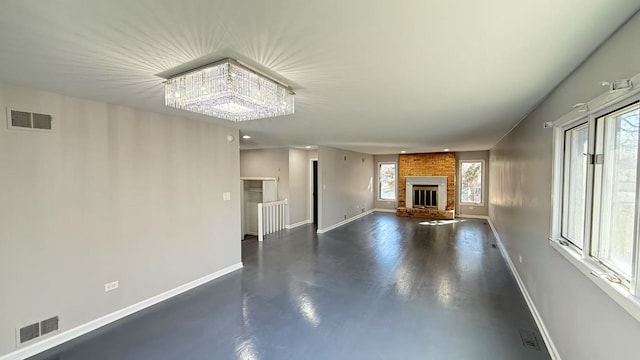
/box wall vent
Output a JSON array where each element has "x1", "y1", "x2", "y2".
[
  {"x1": 7, "y1": 108, "x2": 54, "y2": 131},
  {"x1": 16, "y1": 316, "x2": 60, "y2": 347},
  {"x1": 18, "y1": 323, "x2": 40, "y2": 344},
  {"x1": 40, "y1": 316, "x2": 59, "y2": 335}
]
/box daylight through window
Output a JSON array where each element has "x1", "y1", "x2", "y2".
[
  {"x1": 460, "y1": 160, "x2": 483, "y2": 205},
  {"x1": 557, "y1": 100, "x2": 640, "y2": 286},
  {"x1": 378, "y1": 163, "x2": 396, "y2": 200}
]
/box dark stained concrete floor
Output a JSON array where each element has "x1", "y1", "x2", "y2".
[{"x1": 29, "y1": 213, "x2": 551, "y2": 360}]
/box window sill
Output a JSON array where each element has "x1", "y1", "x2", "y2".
[
  {"x1": 460, "y1": 202, "x2": 484, "y2": 207},
  {"x1": 549, "y1": 238, "x2": 640, "y2": 322}
]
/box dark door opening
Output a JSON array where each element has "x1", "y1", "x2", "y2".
[{"x1": 313, "y1": 160, "x2": 318, "y2": 225}]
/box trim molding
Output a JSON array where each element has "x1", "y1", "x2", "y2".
[
  {"x1": 373, "y1": 208, "x2": 396, "y2": 213},
  {"x1": 317, "y1": 210, "x2": 374, "y2": 234},
  {"x1": 0, "y1": 263, "x2": 243, "y2": 360},
  {"x1": 486, "y1": 218, "x2": 561, "y2": 360},
  {"x1": 285, "y1": 220, "x2": 312, "y2": 229},
  {"x1": 456, "y1": 214, "x2": 489, "y2": 219}
]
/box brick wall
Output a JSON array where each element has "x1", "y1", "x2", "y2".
[{"x1": 398, "y1": 153, "x2": 456, "y2": 210}]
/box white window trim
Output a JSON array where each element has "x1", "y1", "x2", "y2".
[
  {"x1": 550, "y1": 71, "x2": 640, "y2": 323},
  {"x1": 377, "y1": 162, "x2": 397, "y2": 201},
  {"x1": 459, "y1": 159, "x2": 485, "y2": 206}
]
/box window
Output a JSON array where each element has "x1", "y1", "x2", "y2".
[
  {"x1": 561, "y1": 123, "x2": 589, "y2": 248},
  {"x1": 378, "y1": 163, "x2": 396, "y2": 200},
  {"x1": 459, "y1": 160, "x2": 484, "y2": 205},
  {"x1": 592, "y1": 103, "x2": 639, "y2": 280},
  {"x1": 553, "y1": 96, "x2": 640, "y2": 312}
]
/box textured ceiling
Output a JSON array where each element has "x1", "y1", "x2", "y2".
[{"x1": 0, "y1": 0, "x2": 638, "y2": 154}]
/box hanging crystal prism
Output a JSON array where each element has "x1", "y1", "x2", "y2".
[{"x1": 165, "y1": 59, "x2": 294, "y2": 121}]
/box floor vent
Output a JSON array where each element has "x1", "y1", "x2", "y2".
[
  {"x1": 7, "y1": 108, "x2": 54, "y2": 131},
  {"x1": 519, "y1": 328, "x2": 541, "y2": 350}
]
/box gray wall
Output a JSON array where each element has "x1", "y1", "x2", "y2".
[
  {"x1": 489, "y1": 10, "x2": 640, "y2": 360},
  {"x1": 240, "y1": 148, "x2": 290, "y2": 201},
  {"x1": 240, "y1": 148, "x2": 313, "y2": 226},
  {"x1": 288, "y1": 148, "x2": 309, "y2": 225},
  {"x1": 318, "y1": 146, "x2": 374, "y2": 230},
  {"x1": 0, "y1": 83, "x2": 241, "y2": 356},
  {"x1": 373, "y1": 154, "x2": 399, "y2": 210},
  {"x1": 456, "y1": 151, "x2": 489, "y2": 217}
]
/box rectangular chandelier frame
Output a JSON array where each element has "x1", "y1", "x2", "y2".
[{"x1": 165, "y1": 58, "x2": 295, "y2": 121}]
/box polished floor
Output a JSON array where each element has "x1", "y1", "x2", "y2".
[{"x1": 30, "y1": 213, "x2": 550, "y2": 360}]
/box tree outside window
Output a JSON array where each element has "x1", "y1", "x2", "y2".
[
  {"x1": 460, "y1": 161, "x2": 483, "y2": 205},
  {"x1": 379, "y1": 163, "x2": 396, "y2": 200}
]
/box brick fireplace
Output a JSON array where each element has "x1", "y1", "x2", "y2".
[{"x1": 397, "y1": 153, "x2": 456, "y2": 220}]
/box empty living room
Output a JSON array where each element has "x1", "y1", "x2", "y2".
[{"x1": 2, "y1": 1, "x2": 640, "y2": 359}]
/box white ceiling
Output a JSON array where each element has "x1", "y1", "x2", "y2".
[{"x1": 0, "y1": 1, "x2": 638, "y2": 154}]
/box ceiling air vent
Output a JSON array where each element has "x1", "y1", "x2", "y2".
[{"x1": 7, "y1": 108, "x2": 54, "y2": 131}]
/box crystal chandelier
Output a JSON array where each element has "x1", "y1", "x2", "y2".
[{"x1": 164, "y1": 58, "x2": 295, "y2": 121}]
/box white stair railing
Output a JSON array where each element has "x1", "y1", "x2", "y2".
[{"x1": 257, "y1": 199, "x2": 288, "y2": 241}]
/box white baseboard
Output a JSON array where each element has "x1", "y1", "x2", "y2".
[
  {"x1": 456, "y1": 214, "x2": 489, "y2": 219},
  {"x1": 285, "y1": 220, "x2": 312, "y2": 229},
  {"x1": 317, "y1": 210, "x2": 374, "y2": 234},
  {"x1": 373, "y1": 208, "x2": 397, "y2": 213},
  {"x1": 0, "y1": 262, "x2": 243, "y2": 360},
  {"x1": 486, "y1": 218, "x2": 561, "y2": 360}
]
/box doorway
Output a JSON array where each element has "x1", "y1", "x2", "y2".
[
  {"x1": 312, "y1": 160, "x2": 318, "y2": 225},
  {"x1": 240, "y1": 177, "x2": 278, "y2": 241}
]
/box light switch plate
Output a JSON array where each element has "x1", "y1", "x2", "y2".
[{"x1": 223, "y1": 192, "x2": 231, "y2": 201}]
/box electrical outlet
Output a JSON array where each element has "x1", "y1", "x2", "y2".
[
  {"x1": 518, "y1": 256, "x2": 523, "y2": 264},
  {"x1": 104, "y1": 281, "x2": 119, "y2": 292}
]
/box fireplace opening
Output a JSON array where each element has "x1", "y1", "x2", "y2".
[{"x1": 413, "y1": 185, "x2": 438, "y2": 208}]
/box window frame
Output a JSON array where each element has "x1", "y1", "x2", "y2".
[
  {"x1": 377, "y1": 162, "x2": 397, "y2": 201},
  {"x1": 551, "y1": 83, "x2": 640, "y2": 322},
  {"x1": 459, "y1": 159, "x2": 485, "y2": 206}
]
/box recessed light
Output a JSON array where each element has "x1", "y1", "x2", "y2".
[
  {"x1": 242, "y1": 135, "x2": 251, "y2": 139},
  {"x1": 305, "y1": 145, "x2": 312, "y2": 149},
  {"x1": 400, "y1": 150, "x2": 407, "y2": 154},
  {"x1": 443, "y1": 148, "x2": 450, "y2": 151}
]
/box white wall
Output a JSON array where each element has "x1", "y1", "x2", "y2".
[
  {"x1": 288, "y1": 148, "x2": 309, "y2": 225},
  {"x1": 456, "y1": 150, "x2": 489, "y2": 217},
  {"x1": 240, "y1": 148, "x2": 290, "y2": 201},
  {"x1": 318, "y1": 146, "x2": 374, "y2": 230},
  {"x1": 373, "y1": 154, "x2": 398, "y2": 210},
  {"x1": 0, "y1": 83, "x2": 241, "y2": 356},
  {"x1": 489, "y1": 10, "x2": 640, "y2": 360}
]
